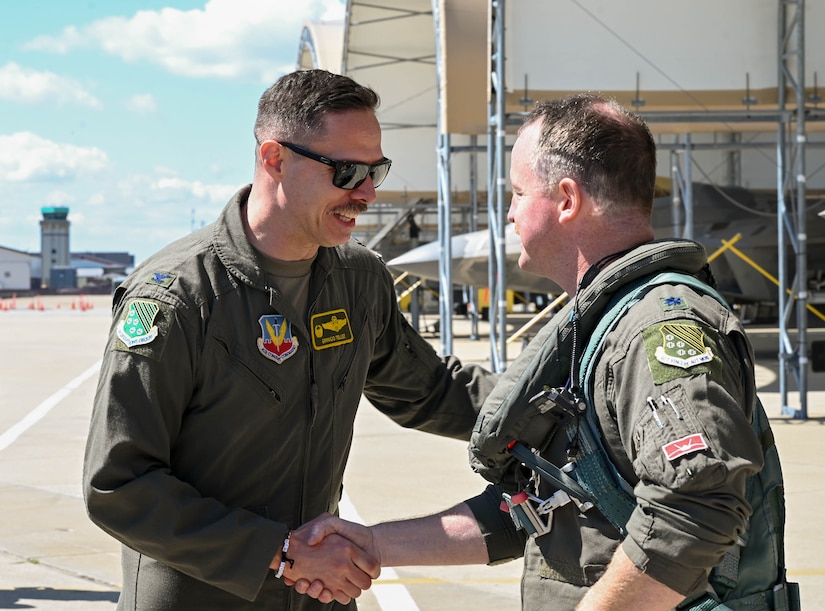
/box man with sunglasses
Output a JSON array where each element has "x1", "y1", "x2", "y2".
[{"x1": 83, "y1": 69, "x2": 496, "y2": 610}]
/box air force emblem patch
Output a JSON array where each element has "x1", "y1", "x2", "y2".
[
  {"x1": 257, "y1": 315, "x2": 298, "y2": 363},
  {"x1": 654, "y1": 323, "x2": 714, "y2": 369},
  {"x1": 642, "y1": 321, "x2": 721, "y2": 384},
  {"x1": 117, "y1": 299, "x2": 160, "y2": 347},
  {"x1": 311, "y1": 309, "x2": 353, "y2": 350}
]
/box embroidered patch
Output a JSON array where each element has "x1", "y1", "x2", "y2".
[
  {"x1": 659, "y1": 295, "x2": 689, "y2": 311},
  {"x1": 662, "y1": 433, "x2": 709, "y2": 461},
  {"x1": 654, "y1": 323, "x2": 713, "y2": 369},
  {"x1": 146, "y1": 272, "x2": 176, "y2": 288},
  {"x1": 311, "y1": 309, "x2": 354, "y2": 350},
  {"x1": 257, "y1": 315, "x2": 298, "y2": 363},
  {"x1": 117, "y1": 299, "x2": 160, "y2": 347},
  {"x1": 642, "y1": 322, "x2": 721, "y2": 384}
]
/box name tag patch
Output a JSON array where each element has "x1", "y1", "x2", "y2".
[{"x1": 311, "y1": 309, "x2": 353, "y2": 350}]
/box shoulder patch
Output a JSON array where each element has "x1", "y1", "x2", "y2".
[
  {"x1": 642, "y1": 321, "x2": 722, "y2": 384},
  {"x1": 117, "y1": 299, "x2": 160, "y2": 347},
  {"x1": 146, "y1": 272, "x2": 176, "y2": 288},
  {"x1": 114, "y1": 298, "x2": 174, "y2": 361}
]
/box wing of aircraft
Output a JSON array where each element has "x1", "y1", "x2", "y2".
[
  {"x1": 387, "y1": 223, "x2": 560, "y2": 294},
  {"x1": 386, "y1": 183, "x2": 825, "y2": 308}
]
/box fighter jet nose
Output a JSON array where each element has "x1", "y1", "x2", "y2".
[{"x1": 388, "y1": 240, "x2": 442, "y2": 267}]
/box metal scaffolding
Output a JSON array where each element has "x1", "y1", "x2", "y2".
[
  {"x1": 777, "y1": 0, "x2": 809, "y2": 418},
  {"x1": 483, "y1": 0, "x2": 821, "y2": 415}
]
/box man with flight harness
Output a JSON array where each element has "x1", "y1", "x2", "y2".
[{"x1": 297, "y1": 94, "x2": 799, "y2": 610}]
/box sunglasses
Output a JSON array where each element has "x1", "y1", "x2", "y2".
[{"x1": 279, "y1": 141, "x2": 392, "y2": 190}]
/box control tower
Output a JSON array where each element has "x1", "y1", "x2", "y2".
[{"x1": 40, "y1": 206, "x2": 70, "y2": 289}]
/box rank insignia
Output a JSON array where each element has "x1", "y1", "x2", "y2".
[
  {"x1": 146, "y1": 272, "x2": 176, "y2": 288},
  {"x1": 662, "y1": 433, "x2": 709, "y2": 461},
  {"x1": 117, "y1": 299, "x2": 160, "y2": 347},
  {"x1": 654, "y1": 323, "x2": 713, "y2": 369},
  {"x1": 659, "y1": 295, "x2": 689, "y2": 311},
  {"x1": 311, "y1": 309, "x2": 354, "y2": 350},
  {"x1": 257, "y1": 315, "x2": 298, "y2": 364}
]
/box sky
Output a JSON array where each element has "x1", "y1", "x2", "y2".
[{"x1": 0, "y1": 0, "x2": 345, "y2": 265}]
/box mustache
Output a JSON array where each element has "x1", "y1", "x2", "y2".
[{"x1": 337, "y1": 202, "x2": 368, "y2": 215}]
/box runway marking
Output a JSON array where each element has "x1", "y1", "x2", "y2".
[
  {"x1": 374, "y1": 577, "x2": 521, "y2": 585},
  {"x1": 339, "y1": 492, "x2": 420, "y2": 611},
  {"x1": 0, "y1": 360, "x2": 102, "y2": 453}
]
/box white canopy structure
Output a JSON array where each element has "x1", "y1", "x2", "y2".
[{"x1": 298, "y1": 0, "x2": 825, "y2": 416}]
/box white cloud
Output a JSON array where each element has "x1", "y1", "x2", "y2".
[
  {"x1": 87, "y1": 193, "x2": 107, "y2": 207},
  {"x1": 23, "y1": 0, "x2": 346, "y2": 83},
  {"x1": 124, "y1": 93, "x2": 157, "y2": 114},
  {"x1": 0, "y1": 132, "x2": 110, "y2": 182},
  {"x1": 43, "y1": 190, "x2": 76, "y2": 206},
  {"x1": 151, "y1": 176, "x2": 237, "y2": 204},
  {"x1": 0, "y1": 62, "x2": 102, "y2": 108}
]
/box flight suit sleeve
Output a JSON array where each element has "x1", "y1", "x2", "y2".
[
  {"x1": 82, "y1": 288, "x2": 285, "y2": 601},
  {"x1": 465, "y1": 484, "x2": 528, "y2": 564},
  {"x1": 362, "y1": 265, "x2": 499, "y2": 440},
  {"x1": 596, "y1": 295, "x2": 764, "y2": 596}
]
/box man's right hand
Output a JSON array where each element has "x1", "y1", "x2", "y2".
[
  {"x1": 283, "y1": 513, "x2": 381, "y2": 603},
  {"x1": 273, "y1": 515, "x2": 380, "y2": 605}
]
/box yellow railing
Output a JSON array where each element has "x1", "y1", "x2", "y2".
[{"x1": 709, "y1": 234, "x2": 825, "y2": 323}]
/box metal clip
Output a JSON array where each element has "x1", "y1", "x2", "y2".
[
  {"x1": 500, "y1": 488, "x2": 588, "y2": 539},
  {"x1": 501, "y1": 491, "x2": 553, "y2": 537},
  {"x1": 529, "y1": 387, "x2": 585, "y2": 417}
]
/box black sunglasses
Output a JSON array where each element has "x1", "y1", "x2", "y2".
[{"x1": 278, "y1": 141, "x2": 392, "y2": 190}]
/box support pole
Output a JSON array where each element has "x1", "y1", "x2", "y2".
[
  {"x1": 487, "y1": 0, "x2": 507, "y2": 372},
  {"x1": 433, "y1": 0, "x2": 453, "y2": 355},
  {"x1": 777, "y1": 0, "x2": 808, "y2": 419}
]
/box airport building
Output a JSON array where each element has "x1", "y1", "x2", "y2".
[{"x1": 0, "y1": 207, "x2": 133, "y2": 294}]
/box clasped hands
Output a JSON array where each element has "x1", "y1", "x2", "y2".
[{"x1": 275, "y1": 513, "x2": 380, "y2": 605}]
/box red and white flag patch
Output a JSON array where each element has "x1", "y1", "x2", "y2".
[{"x1": 662, "y1": 433, "x2": 708, "y2": 461}]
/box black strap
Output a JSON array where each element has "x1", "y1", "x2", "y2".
[{"x1": 508, "y1": 441, "x2": 592, "y2": 503}]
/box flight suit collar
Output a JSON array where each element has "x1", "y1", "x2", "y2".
[{"x1": 212, "y1": 184, "x2": 336, "y2": 293}]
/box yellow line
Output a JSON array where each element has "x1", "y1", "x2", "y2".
[
  {"x1": 787, "y1": 568, "x2": 825, "y2": 576},
  {"x1": 374, "y1": 571, "x2": 824, "y2": 584},
  {"x1": 706, "y1": 233, "x2": 742, "y2": 263},
  {"x1": 507, "y1": 293, "x2": 568, "y2": 344},
  {"x1": 374, "y1": 577, "x2": 522, "y2": 586},
  {"x1": 718, "y1": 237, "x2": 825, "y2": 323}
]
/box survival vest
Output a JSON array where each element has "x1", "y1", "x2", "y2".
[{"x1": 474, "y1": 268, "x2": 800, "y2": 610}]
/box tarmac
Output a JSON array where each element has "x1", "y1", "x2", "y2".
[{"x1": 0, "y1": 293, "x2": 823, "y2": 610}]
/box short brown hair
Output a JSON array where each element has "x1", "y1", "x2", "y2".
[{"x1": 254, "y1": 69, "x2": 380, "y2": 144}]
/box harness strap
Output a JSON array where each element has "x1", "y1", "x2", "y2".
[{"x1": 508, "y1": 441, "x2": 591, "y2": 503}]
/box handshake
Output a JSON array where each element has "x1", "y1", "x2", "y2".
[
  {"x1": 270, "y1": 502, "x2": 486, "y2": 605},
  {"x1": 273, "y1": 513, "x2": 382, "y2": 605}
]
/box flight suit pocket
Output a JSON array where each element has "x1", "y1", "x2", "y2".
[
  {"x1": 208, "y1": 336, "x2": 285, "y2": 409},
  {"x1": 632, "y1": 384, "x2": 728, "y2": 491}
]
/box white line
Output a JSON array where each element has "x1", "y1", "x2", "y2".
[
  {"x1": 339, "y1": 492, "x2": 420, "y2": 611},
  {"x1": 0, "y1": 360, "x2": 102, "y2": 453}
]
